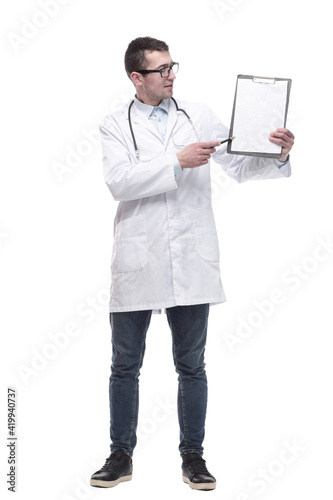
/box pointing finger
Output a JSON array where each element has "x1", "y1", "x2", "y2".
[{"x1": 199, "y1": 141, "x2": 221, "y2": 149}]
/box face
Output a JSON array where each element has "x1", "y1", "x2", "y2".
[{"x1": 131, "y1": 50, "x2": 176, "y2": 106}]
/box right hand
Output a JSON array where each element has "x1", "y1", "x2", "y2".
[{"x1": 176, "y1": 141, "x2": 220, "y2": 169}]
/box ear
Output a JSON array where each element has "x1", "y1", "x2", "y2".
[{"x1": 130, "y1": 72, "x2": 143, "y2": 86}]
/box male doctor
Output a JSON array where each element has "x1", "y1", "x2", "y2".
[{"x1": 90, "y1": 36, "x2": 295, "y2": 491}]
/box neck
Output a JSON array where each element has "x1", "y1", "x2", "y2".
[{"x1": 135, "y1": 93, "x2": 163, "y2": 107}]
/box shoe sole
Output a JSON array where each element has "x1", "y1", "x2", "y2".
[
  {"x1": 90, "y1": 474, "x2": 132, "y2": 488},
  {"x1": 183, "y1": 475, "x2": 216, "y2": 491}
]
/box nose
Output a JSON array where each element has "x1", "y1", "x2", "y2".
[{"x1": 168, "y1": 70, "x2": 176, "y2": 80}]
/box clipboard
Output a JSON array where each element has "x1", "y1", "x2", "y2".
[{"x1": 227, "y1": 74, "x2": 292, "y2": 158}]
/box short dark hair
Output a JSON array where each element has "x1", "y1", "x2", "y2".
[{"x1": 124, "y1": 36, "x2": 169, "y2": 78}]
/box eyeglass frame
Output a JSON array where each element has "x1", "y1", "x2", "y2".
[{"x1": 135, "y1": 62, "x2": 179, "y2": 78}]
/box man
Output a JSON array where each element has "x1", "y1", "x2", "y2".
[{"x1": 90, "y1": 36, "x2": 294, "y2": 491}]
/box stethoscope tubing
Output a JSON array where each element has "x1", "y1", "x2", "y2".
[{"x1": 128, "y1": 97, "x2": 191, "y2": 159}]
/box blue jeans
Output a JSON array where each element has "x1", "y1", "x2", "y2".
[{"x1": 109, "y1": 303, "x2": 209, "y2": 457}]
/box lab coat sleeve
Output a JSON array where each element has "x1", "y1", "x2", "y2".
[
  {"x1": 208, "y1": 107, "x2": 291, "y2": 182},
  {"x1": 100, "y1": 116, "x2": 178, "y2": 201}
]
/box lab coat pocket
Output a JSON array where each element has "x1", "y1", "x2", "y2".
[
  {"x1": 171, "y1": 124, "x2": 200, "y2": 151},
  {"x1": 195, "y1": 208, "x2": 220, "y2": 262},
  {"x1": 112, "y1": 216, "x2": 148, "y2": 274}
]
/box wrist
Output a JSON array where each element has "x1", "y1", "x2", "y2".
[
  {"x1": 176, "y1": 152, "x2": 185, "y2": 169},
  {"x1": 277, "y1": 154, "x2": 289, "y2": 163}
]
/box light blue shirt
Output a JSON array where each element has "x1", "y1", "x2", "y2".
[
  {"x1": 134, "y1": 97, "x2": 183, "y2": 178},
  {"x1": 133, "y1": 96, "x2": 288, "y2": 174}
]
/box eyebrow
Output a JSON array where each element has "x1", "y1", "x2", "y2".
[{"x1": 155, "y1": 61, "x2": 173, "y2": 69}]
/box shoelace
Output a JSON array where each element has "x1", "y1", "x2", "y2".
[
  {"x1": 100, "y1": 452, "x2": 125, "y2": 472},
  {"x1": 187, "y1": 458, "x2": 210, "y2": 475}
]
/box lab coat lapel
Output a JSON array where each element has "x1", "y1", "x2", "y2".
[
  {"x1": 164, "y1": 100, "x2": 178, "y2": 146},
  {"x1": 123, "y1": 99, "x2": 179, "y2": 147},
  {"x1": 131, "y1": 106, "x2": 163, "y2": 143}
]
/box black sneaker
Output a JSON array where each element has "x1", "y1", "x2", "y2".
[
  {"x1": 90, "y1": 450, "x2": 133, "y2": 488},
  {"x1": 182, "y1": 453, "x2": 216, "y2": 490}
]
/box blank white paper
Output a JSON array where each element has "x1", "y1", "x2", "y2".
[{"x1": 230, "y1": 77, "x2": 289, "y2": 154}]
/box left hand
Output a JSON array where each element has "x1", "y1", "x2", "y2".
[{"x1": 269, "y1": 128, "x2": 295, "y2": 162}]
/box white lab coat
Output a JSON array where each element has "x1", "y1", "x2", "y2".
[{"x1": 100, "y1": 98, "x2": 291, "y2": 313}]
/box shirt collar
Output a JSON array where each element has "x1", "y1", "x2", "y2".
[{"x1": 133, "y1": 96, "x2": 170, "y2": 119}]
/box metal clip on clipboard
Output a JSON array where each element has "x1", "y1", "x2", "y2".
[{"x1": 252, "y1": 76, "x2": 276, "y2": 84}]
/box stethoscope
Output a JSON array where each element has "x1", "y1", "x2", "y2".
[{"x1": 128, "y1": 97, "x2": 195, "y2": 160}]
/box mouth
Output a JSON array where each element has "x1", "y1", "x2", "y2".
[{"x1": 165, "y1": 84, "x2": 173, "y2": 89}]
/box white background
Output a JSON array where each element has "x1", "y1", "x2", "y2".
[{"x1": 1, "y1": 0, "x2": 333, "y2": 499}]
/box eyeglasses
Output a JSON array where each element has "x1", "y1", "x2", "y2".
[{"x1": 136, "y1": 62, "x2": 179, "y2": 78}]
